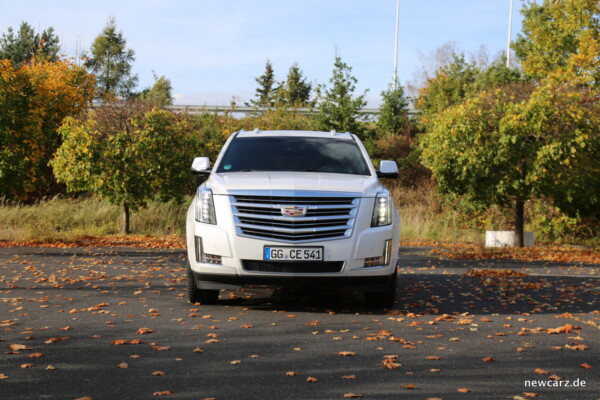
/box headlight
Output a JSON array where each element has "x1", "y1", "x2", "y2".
[
  {"x1": 195, "y1": 186, "x2": 216, "y2": 224},
  {"x1": 371, "y1": 192, "x2": 392, "y2": 227}
]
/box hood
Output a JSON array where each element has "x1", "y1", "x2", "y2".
[{"x1": 206, "y1": 171, "x2": 381, "y2": 197}]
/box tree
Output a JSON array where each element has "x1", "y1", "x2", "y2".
[
  {"x1": 0, "y1": 22, "x2": 60, "y2": 67},
  {"x1": 512, "y1": 0, "x2": 600, "y2": 89},
  {"x1": 246, "y1": 59, "x2": 278, "y2": 107},
  {"x1": 85, "y1": 17, "x2": 138, "y2": 100},
  {"x1": 378, "y1": 83, "x2": 410, "y2": 137},
  {"x1": 0, "y1": 59, "x2": 95, "y2": 200},
  {"x1": 52, "y1": 102, "x2": 197, "y2": 234},
  {"x1": 415, "y1": 53, "x2": 478, "y2": 122},
  {"x1": 277, "y1": 63, "x2": 312, "y2": 107},
  {"x1": 315, "y1": 56, "x2": 367, "y2": 134},
  {"x1": 139, "y1": 72, "x2": 173, "y2": 107}
]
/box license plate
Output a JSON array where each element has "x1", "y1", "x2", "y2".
[{"x1": 264, "y1": 246, "x2": 324, "y2": 262}]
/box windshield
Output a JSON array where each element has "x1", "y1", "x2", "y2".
[{"x1": 216, "y1": 136, "x2": 371, "y2": 175}]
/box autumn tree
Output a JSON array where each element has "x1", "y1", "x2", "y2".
[
  {"x1": 85, "y1": 17, "x2": 138, "y2": 100},
  {"x1": 420, "y1": 0, "x2": 600, "y2": 246},
  {"x1": 52, "y1": 102, "x2": 197, "y2": 234},
  {"x1": 315, "y1": 56, "x2": 367, "y2": 134},
  {"x1": 247, "y1": 59, "x2": 278, "y2": 107},
  {"x1": 0, "y1": 59, "x2": 95, "y2": 200},
  {"x1": 277, "y1": 62, "x2": 312, "y2": 107},
  {"x1": 0, "y1": 22, "x2": 60, "y2": 67},
  {"x1": 512, "y1": 0, "x2": 600, "y2": 89}
]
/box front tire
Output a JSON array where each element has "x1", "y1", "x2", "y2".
[
  {"x1": 365, "y1": 268, "x2": 397, "y2": 308},
  {"x1": 187, "y1": 268, "x2": 219, "y2": 304}
]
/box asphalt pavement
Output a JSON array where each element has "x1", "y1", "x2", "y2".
[{"x1": 0, "y1": 245, "x2": 598, "y2": 400}]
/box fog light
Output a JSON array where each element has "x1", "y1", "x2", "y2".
[
  {"x1": 363, "y1": 240, "x2": 392, "y2": 267},
  {"x1": 203, "y1": 254, "x2": 222, "y2": 264},
  {"x1": 364, "y1": 256, "x2": 385, "y2": 267},
  {"x1": 194, "y1": 236, "x2": 222, "y2": 265}
]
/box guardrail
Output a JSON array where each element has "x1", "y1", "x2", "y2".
[{"x1": 166, "y1": 105, "x2": 417, "y2": 116}]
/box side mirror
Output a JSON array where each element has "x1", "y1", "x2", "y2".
[
  {"x1": 191, "y1": 157, "x2": 211, "y2": 175},
  {"x1": 377, "y1": 160, "x2": 398, "y2": 179}
]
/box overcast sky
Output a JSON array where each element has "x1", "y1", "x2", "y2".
[{"x1": 1, "y1": 0, "x2": 524, "y2": 107}]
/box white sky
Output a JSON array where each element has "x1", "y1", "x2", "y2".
[{"x1": 1, "y1": 0, "x2": 524, "y2": 107}]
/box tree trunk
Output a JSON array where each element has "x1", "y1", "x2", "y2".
[
  {"x1": 122, "y1": 202, "x2": 130, "y2": 234},
  {"x1": 515, "y1": 198, "x2": 525, "y2": 247},
  {"x1": 514, "y1": 160, "x2": 527, "y2": 247}
]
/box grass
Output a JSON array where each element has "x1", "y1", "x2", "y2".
[
  {"x1": 0, "y1": 196, "x2": 188, "y2": 241},
  {"x1": 1, "y1": 188, "x2": 596, "y2": 247},
  {"x1": 391, "y1": 184, "x2": 483, "y2": 243},
  {"x1": 0, "y1": 187, "x2": 483, "y2": 244}
]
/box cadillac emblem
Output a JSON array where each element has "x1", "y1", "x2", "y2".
[{"x1": 281, "y1": 206, "x2": 308, "y2": 217}]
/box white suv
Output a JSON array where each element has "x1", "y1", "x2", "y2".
[{"x1": 186, "y1": 130, "x2": 400, "y2": 307}]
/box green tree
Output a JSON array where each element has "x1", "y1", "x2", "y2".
[
  {"x1": 378, "y1": 83, "x2": 410, "y2": 137},
  {"x1": 139, "y1": 72, "x2": 173, "y2": 107},
  {"x1": 85, "y1": 17, "x2": 138, "y2": 100},
  {"x1": 277, "y1": 62, "x2": 312, "y2": 107},
  {"x1": 0, "y1": 22, "x2": 60, "y2": 67},
  {"x1": 415, "y1": 53, "x2": 478, "y2": 122},
  {"x1": 315, "y1": 56, "x2": 367, "y2": 134},
  {"x1": 247, "y1": 59, "x2": 278, "y2": 107},
  {"x1": 52, "y1": 101, "x2": 197, "y2": 234}
]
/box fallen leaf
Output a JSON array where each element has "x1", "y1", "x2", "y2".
[
  {"x1": 153, "y1": 391, "x2": 173, "y2": 396},
  {"x1": 152, "y1": 371, "x2": 166, "y2": 376},
  {"x1": 0, "y1": 373, "x2": 7, "y2": 380},
  {"x1": 425, "y1": 356, "x2": 441, "y2": 360},
  {"x1": 549, "y1": 374, "x2": 562, "y2": 381},
  {"x1": 285, "y1": 371, "x2": 297, "y2": 376},
  {"x1": 547, "y1": 324, "x2": 578, "y2": 334},
  {"x1": 137, "y1": 328, "x2": 154, "y2": 334},
  {"x1": 151, "y1": 346, "x2": 171, "y2": 351},
  {"x1": 522, "y1": 393, "x2": 538, "y2": 398},
  {"x1": 343, "y1": 394, "x2": 362, "y2": 398},
  {"x1": 111, "y1": 340, "x2": 128, "y2": 345},
  {"x1": 580, "y1": 363, "x2": 593, "y2": 369},
  {"x1": 192, "y1": 347, "x2": 204, "y2": 353},
  {"x1": 457, "y1": 388, "x2": 471, "y2": 393},
  {"x1": 20, "y1": 363, "x2": 34, "y2": 368},
  {"x1": 306, "y1": 377, "x2": 319, "y2": 383},
  {"x1": 565, "y1": 343, "x2": 588, "y2": 351},
  {"x1": 230, "y1": 360, "x2": 241, "y2": 365},
  {"x1": 28, "y1": 353, "x2": 44, "y2": 358},
  {"x1": 74, "y1": 397, "x2": 93, "y2": 400},
  {"x1": 45, "y1": 365, "x2": 56, "y2": 370},
  {"x1": 117, "y1": 363, "x2": 128, "y2": 369},
  {"x1": 382, "y1": 357, "x2": 401, "y2": 370},
  {"x1": 9, "y1": 344, "x2": 29, "y2": 351},
  {"x1": 44, "y1": 337, "x2": 69, "y2": 344},
  {"x1": 534, "y1": 368, "x2": 549, "y2": 375},
  {"x1": 338, "y1": 351, "x2": 356, "y2": 356},
  {"x1": 482, "y1": 357, "x2": 494, "y2": 362},
  {"x1": 402, "y1": 384, "x2": 415, "y2": 390},
  {"x1": 240, "y1": 324, "x2": 253, "y2": 329},
  {"x1": 341, "y1": 375, "x2": 356, "y2": 379}
]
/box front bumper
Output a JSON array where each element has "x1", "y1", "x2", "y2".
[{"x1": 186, "y1": 199, "x2": 400, "y2": 290}]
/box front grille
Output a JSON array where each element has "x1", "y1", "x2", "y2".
[
  {"x1": 230, "y1": 193, "x2": 359, "y2": 242},
  {"x1": 242, "y1": 260, "x2": 344, "y2": 273}
]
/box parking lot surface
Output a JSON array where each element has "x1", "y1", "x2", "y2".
[{"x1": 1, "y1": 245, "x2": 599, "y2": 399}]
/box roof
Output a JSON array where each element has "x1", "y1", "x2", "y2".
[{"x1": 235, "y1": 129, "x2": 355, "y2": 140}]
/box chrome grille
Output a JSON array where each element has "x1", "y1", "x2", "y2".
[{"x1": 230, "y1": 193, "x2": 359, "y2": 242}]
